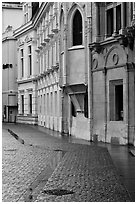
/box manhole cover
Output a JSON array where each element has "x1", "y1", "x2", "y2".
[{"x1": 43, "y1": 189, "x2": 74, "y2": 196}]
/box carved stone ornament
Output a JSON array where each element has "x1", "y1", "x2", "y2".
[
  {"x1": 17, "y1": 39, "x2": 24, "y2": 46},
  {"x1": 113, "y1": 53, "x2": 119, "y2": 65},
  {"x1": 25, "y1": 35, "x2": 32, "y2": 43},
  {"x1": 92, "y1": 58, "x2": 98, "y2": 69}
]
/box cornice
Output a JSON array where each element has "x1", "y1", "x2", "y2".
[
  {"x1": 13, "y1": 3, "x2": 50, "y2": 38},
  {"x1": 17, "y1": 76, "x2": 38, "y2": 84},
  {"x1": 2, "y1": 36, "x2": 16, "y2": 42},
  {"x1": 14, "y1": 21, "x2": 33, "y2": 38}
]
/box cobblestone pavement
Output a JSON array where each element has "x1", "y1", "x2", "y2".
[{"x1": 2, "y1": 123, "x2": 132, "y2": 202}]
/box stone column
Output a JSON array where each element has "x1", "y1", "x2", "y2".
[
  {"x1": 121, "y1": 3, "x2": 126, "y2": 30},
  {"x1": 104, "y1": 6, "x2": 107, "y2": 38}
]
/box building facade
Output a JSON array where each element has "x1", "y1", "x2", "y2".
[
  {"x1": 14, "y1": 3, "x2": 40, "y2": 124},
  {"x1": 2, "y1": 2, "x2": 23, "y2": 122},
  {"x1": 13, "y1": 2, "x2": 135, "y2": 145},
  {"x1": 89, "y1": 2, "x2": 135, "y2": 145},
  {"x1": 35, "y1": 2, "x2": 62, "y2": 131},
  {"x1": 59, "y1": 2, "x2": 92, "y2": 139},
  {"x1": 14, "y1": 3, "x2": 62, "y2": 130}
]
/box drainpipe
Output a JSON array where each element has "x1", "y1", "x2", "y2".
[{"x1": 87, "y1": 4, "x2": 93, "y2": 141}]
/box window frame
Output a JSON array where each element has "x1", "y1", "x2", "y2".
[
  {"x1": 28, "y1": 45, "x2": 32, "y2": 76},
  {"x1": 109, "y1": 79, "x2": 124, "y2": 121},
  {"x1": 106, "y1": 2, "x2": 123, "y2": 38},
  {"x1": 72, "y1": 9, "x2": 83, "y2": 46},
  {"x1": 69, "y1": 7, "x2": 84, "y2": 48}
]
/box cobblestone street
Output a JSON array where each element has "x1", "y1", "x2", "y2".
[{"x1": 2, "y1": 123, "x2": 133, "y2": 202}]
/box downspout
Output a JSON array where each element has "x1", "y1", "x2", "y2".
[{"x1": 87, "y1": 4, "x2": 93, "y2": 141}]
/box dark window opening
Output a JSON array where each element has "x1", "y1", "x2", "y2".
[
  {"x1": 84, "y1": 91, "x2": 88, "y2": 118},
  {"x1": 116, "y1": 5, "x2": 121, "y2": 32},
  {"x1": 29, "y1": 55, "x2": 32, "y2": 75},
  {"x1": 107, "y1": 8, "x2": 113, "y2": 36},
  {"x1": 21, "y1": 95, "x2": 24, "y2": 114},
  {"x1": 109, "y1": 80, "x2": 123, "y2": 121},
  {"x1": 21, "y1": 59, "x2": 24, "y2": 77},
  {"x1": 28, "y1": 46, "x2": 32, "y2": 76},
  {"x1": 115, "y1": 85, "x2": 123, "y2": 121},
  {"x1": 71, "y1": 101, "x2": 76, "y2": 117},
  {"x1": 131, "y1": 2, "x2": 133, "y2": 22},
  {"x1": 29, "y1": 94, "x2": 32, "y2": 114},
  {"x1": 21, "y1": 49, "x2": 24, "y2": 77},
  {"x1": 73, "y1": 10, "x2": 82, "y2": 46}
]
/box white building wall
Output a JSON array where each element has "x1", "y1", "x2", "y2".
[
  {"x1": 36, "y1": 2, "x2": 62, "y2": 132},
  {"x1": 2, "y1": 3, "x2": 23, "y2": 33},
  {"x1": 16, "y1": 28, "x2": 38, "y2": 124}
]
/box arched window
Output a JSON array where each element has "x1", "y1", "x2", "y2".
[{"x1": 73, "y1": 10, "x2": 82, "y2": 46}]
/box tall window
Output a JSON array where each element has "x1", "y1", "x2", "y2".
[
  {"x1": 29, "y1": 94, "x2": 32, "y2": 114},
  {"x1": 73, "y1": 10, "x2": 82, "y2": 46},
  {"x1": 106, "y1": 3, "x2": 125, "y2": 37},
  {"x1": 107, "y1": 8, "x2": 113, "y2": 36},
  {"x1": 109, "y1": 80, "x2": 123, "y2": 121},
  {"x1": 116, "y1": 5, "x2": 121, "y2": 32},
  {"x1": 28, "y1": 45, "x2": 32, "y2": 76},
  {"x1": 21, "y1": 95, "x2": 24, "y2": 114},
  {"x1": 21, "y1": 49, "x2": 24, "y2": 78}
]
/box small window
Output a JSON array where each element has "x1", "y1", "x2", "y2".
[
  {"x1": 109, "y1": 80, "x2": 123, "y2": 121},
  {"x1": 73, "y1": 10, "x2": 82, "y2": 46}
]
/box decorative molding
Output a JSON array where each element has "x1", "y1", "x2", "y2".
[
  {"x1": 44, "y1": 38, "x2": 50, "y2": 43},
  {"x1": 112, "y1": 53, "x2": 119, "y2": 65},
  {"x1": 25, "y1": 35, "x2": 32, "y2": 43},
  {"x1": 92, "y1": 58, "x2": 98, "y2": 69},
  {"x1": 17, "y1": 39, "x2": 24, "y2": 47},
  {"x1": 89, "y1": 42, "x2": 102, "y2": 54}
]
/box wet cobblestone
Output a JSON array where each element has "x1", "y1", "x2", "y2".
[{"x1": 2, "y1": 123, "x2": 132, "y2": 202}]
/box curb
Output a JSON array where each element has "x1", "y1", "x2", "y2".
[{"x1": 8, "y1": 129, "x2": 25, "y2": 144}]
